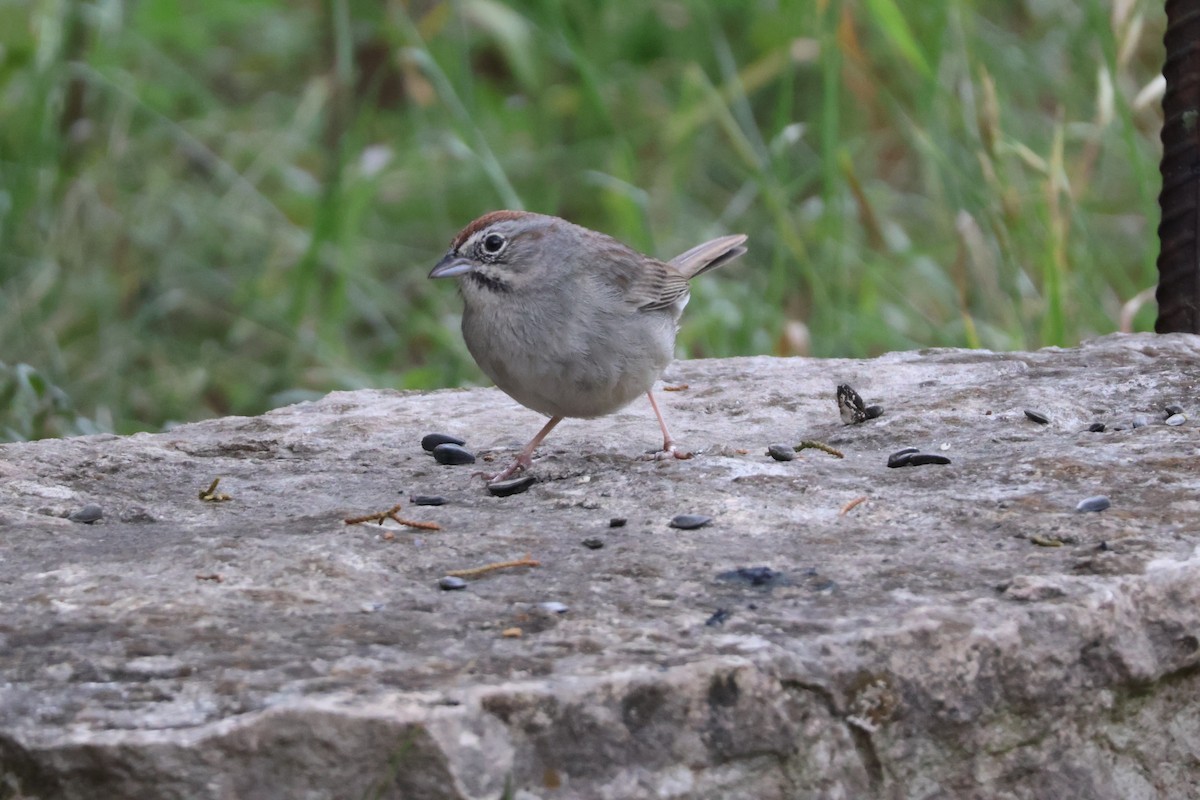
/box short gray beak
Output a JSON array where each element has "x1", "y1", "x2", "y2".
[{"x1": 428, "y1": 254, "x2": 473, "y2": 279}]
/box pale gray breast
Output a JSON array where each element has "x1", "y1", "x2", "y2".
[{"x1": 461, "y1": 277, "x2": 676, "y2": 419}]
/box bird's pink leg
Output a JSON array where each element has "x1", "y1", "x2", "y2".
[
  {"x1": 642, "y1": 391, "x2": 692, "y2": 461},
  {"x1": 480, "y1": 415, "x2": 564, "y2": 482}
]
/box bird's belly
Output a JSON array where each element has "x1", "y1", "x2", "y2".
[
  {"x1": 464, "y1": 308, "x2": 674, "y2": 419},
  {"x1": 480, "y1": 347, "x2": 667, "y2": 418}
]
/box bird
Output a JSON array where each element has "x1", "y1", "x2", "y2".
[{"x1": 429, "y1": 210, "x2": 747, "y2": 482}]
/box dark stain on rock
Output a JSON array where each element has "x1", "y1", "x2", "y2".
[
  {"x1": 708, "y1": 672, "x2": 739, "y2": 708},
  {"x1": 621, "y1": 684, "x2": 667, "y2": 732}
]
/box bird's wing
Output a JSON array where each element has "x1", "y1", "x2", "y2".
[
  {"x1": 596, "y1": 234, "x2": 748, "y2": 313},
  {"x1": 588, "y1": 240, "x2": 692, "y2": 313},
  {"x1": 624, "y1": 260, "x2": 692, "y2": 312}
]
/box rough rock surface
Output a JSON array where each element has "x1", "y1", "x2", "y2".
[{"x1": 1, "y1": 333, "x2": 1199, "y2": 800}]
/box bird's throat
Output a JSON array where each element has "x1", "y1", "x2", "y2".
[{"x1": 465, "y1": 269, "x2": 511, "y2": 294}]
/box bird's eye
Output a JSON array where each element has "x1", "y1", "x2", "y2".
[{"x1": 481, "y1": 233, "x2": 506, "y2": 255}]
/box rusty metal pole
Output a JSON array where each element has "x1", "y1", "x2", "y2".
[{"x1": 1155, "y1": 0, "x2": 1200, "y2": 333}]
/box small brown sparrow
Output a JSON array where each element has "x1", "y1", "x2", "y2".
[{"x1": 429, "y1": 211, "x2": 747, "y2": 482}]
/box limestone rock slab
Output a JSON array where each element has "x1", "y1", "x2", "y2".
[{"x1": 1, "y1": 333, "x2": 1199, "y2": 799}]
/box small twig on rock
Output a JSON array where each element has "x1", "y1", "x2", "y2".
[
  {"x1": 840, "y1": 496, "x2": 867, "y2": 516},
  {"x1": 446, "y1": 554, "x2": 540, "y2": 579},
  {"x1": 395, "y1": 517, "x2": 441, "y2": 530},
  {"x1": 344, "y1": 504, "x2": 400, "y2": 525},
  {"x1": 199, "y1": 477, "x2": 232, "y2": 502},
  {"x1": 796, "y1": 440, "x2": 844, "y2": 458},
  {"x1": 344, "y1": 503, "x2": 442, "y2": 531}
]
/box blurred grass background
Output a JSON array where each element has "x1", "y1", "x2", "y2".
[{"x1": 0, "y1": 0, "x2": 1166, "y2": 440}]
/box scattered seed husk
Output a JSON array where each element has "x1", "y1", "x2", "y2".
[
  {"x1": 1024, "y1": 409, "x2": 1050, "y2": 425},
  {"x1": 410, "y1": 494, "x2": 447, "y2": 506},
  {"x1": 767, "y1": 444, "x2": 796, "y2": 461},
  {"x1": 539, "y1": 602, "x2": 569, "y2": 614},
  {"x1": 487, "y1": 474, "x2": 537, "y2": 497},
  {"x1": 433, "y1": 443, "x2": 476, "y2": 465},
  {"x1": 608, "y1": 517, "x2": 627, "y2": 528},
  {"x1": 1131, "y1": 414, "x2": 1152, "y2": 428},
  {"x1": 716, "y1": 566, "x2": 785, "y2": 587},
  {"x1": 1164, "y1": 404, "x2": 1185, "y2": 417},
  {"x1": 835, "y1": 384, "x2": 883, "y2": 424},
  {"x1": 1030, "y1": 535, "x2": 1064, "y2": 547},
  {"x1": 422, "y1": 432, "x2": 466, "y2": 452},
  {"x1": 438, "y1": 576, "x2": 468, "y2": 590},
  {"x1": 907, "y1": 453, "x2": 951, "y2": 466},
  {"x1": 581, "y1": 537, "x2": 605, "y2": 550},
  {"x1": 837, "y1": 384, "x2": 868, "y2": 424},
  {"x1": 1166, "y1": 413, "x2": 1187, "y2": 427},
  {"x1": 1087, "y1": 422, "x2": 1106, "y2": 433},
  {"x1": 705, "y1": 608, "x2": 732, "y2": 626},
  {"x1": 887, "y1": 448, "x2": 951, "y2": 468},
  {"x1": 1076, "y1": 495, "x2": 1111, "y2": 513},
  {"x1": 669, "y1": 513, "x2": 712, "y2": 530},
  {"x1": 68, "y1": 504, "x2": 103, "y2": 524}
]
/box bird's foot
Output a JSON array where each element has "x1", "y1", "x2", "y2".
[
  {"x1": 475, "y1": 457, "x2": 530, "y2": 484},
  {"x1": 641, "y1": 443, "x2": 693, "y2": 461}
]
